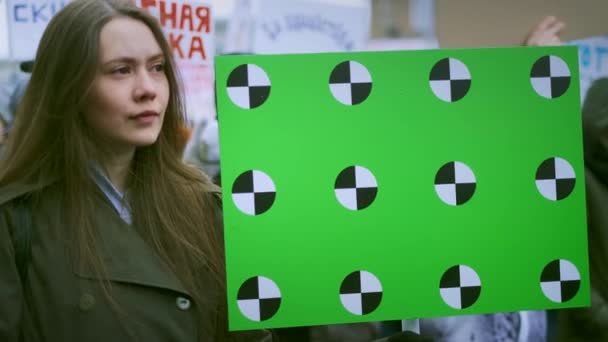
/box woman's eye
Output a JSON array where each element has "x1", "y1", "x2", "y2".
[
  {"x1": 152, "y1": 63, "x2": 165, "y2": 72},
  {"x1": 112, "y1": 66, "x2": 130, "y2": 75}
]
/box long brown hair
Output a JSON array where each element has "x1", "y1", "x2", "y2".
[{"x1": 0, "y1": 0, "x2": 225, "y2": 339}]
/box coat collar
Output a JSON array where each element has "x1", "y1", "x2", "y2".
[
  {"x1": 0, "y1": 182, "x2": 39, "y2": 205},
  {"x1": 2, "y1": 181, "x2": 193, "y2": 296}
]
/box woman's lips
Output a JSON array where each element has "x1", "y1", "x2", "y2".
[{"x1": 130, "y1": 111, "x2": 159, "y2": 124}]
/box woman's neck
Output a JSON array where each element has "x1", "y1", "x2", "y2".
[{"x1": 97, "y1": 148, "x2": 135, "y2": 193}]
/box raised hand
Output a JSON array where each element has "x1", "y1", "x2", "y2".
[{"x1": 523, "y1": 16, "x2": 565, "y2": 46}]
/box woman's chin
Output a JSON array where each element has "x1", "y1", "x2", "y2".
[{"x1": 130, "y1": 131, "x2": 162, "y2": 147}]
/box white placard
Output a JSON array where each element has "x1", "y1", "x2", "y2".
[
  {"x1": 250, "y1": 0, "x2": 371, "y2": 54},
  {"x1": 7, "y1": 0, "x2": 67, "y2": 61},
  {"x1": 0, "y1": 0, "x2": 10, "y2": 59}
]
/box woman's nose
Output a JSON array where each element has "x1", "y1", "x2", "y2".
[{"x1": 133, "y1": 70, "x2": 157, "y2": 102}]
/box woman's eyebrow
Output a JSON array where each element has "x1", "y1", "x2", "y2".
[
  {"x1": 102, "y1": 53, "x2": 164, "y2": 66},
  {"x1": 147, "y1": 53, "x2": 165, "y2": 61}
]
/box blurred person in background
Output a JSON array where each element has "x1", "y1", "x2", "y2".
[
  {"x1": 0, "y1": 61, "x2": 32, "y2": 156},
  {"x1": 558, "y1": 77, "x2": 608, "y2": 342},
  {"x1": 184, "y1": 117, "x2": 221, "y2": 184},
  {"x1": 0, "y1": 114, "x2": 8, "y2": 154},
  {"x1": 0, "y1": 93, "x2": 10, "y2": 155},
  {"x1": 523, "y1": 16, "x2": 565, "y2": 46}
]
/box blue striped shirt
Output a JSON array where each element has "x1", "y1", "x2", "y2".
[{"x1": 90, "y1": 164, "x2": 132, "y2": 225}]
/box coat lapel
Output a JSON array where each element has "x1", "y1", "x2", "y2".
[{"x1": 74, "y1": 193, "x2": 190, "y2": 296}]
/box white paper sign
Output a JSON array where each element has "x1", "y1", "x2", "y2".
[
  {"x1": 0, "y1": 0, "x2": 10, "y2": 59},
  {"x1": 7, "y1": 0, "x2": 67, "y2": 60},
  {"x1": 250, "y1": 0, "x2": 370, "y2": 54}
]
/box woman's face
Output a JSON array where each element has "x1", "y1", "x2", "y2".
[{"x1": 83, "y1": 16, "x2": 169, "y2": 153}]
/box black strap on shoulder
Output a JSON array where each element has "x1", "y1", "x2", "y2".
[{"x1": 13, "y1": 197, "x2": 32, "y2": 285}]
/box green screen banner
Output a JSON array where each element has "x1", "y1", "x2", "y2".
[{"x1": 215, "y1": 46, "x2": 590, "y2": 331}]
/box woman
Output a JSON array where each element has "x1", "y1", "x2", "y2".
[{"x1": 0, "y1": 0, "x2": 270, "y2": 340}]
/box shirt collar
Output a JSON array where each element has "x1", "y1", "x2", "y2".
[{"x1": 89, "y1": 162, "x2": 132, "y2": 225}]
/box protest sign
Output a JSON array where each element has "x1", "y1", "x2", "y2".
[
  {"x1": 212, "y1": 0, "x2": 372, "y2": 153},
  {"x1": 569, "y1": 35, "x2": 608, "y2": 101},
  {"x1": 248, "y1": 0, "x2": 370, "y2": 54},
  {"x1": 136, "y1": 0, "x2": 215, "y2": 122},
  {"x1": 6, "y1": 0, "x2": 66, "y2": 60},
  {"x1": 0, "y1": 0, "x2": 9, "y2": 59}
]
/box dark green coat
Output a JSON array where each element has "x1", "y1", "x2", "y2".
[{"x1": 0, "y1": 182, "x2": 271, "y2": 341}]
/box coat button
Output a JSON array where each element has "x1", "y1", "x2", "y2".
[
  {"x1": 79, "y1": 293, "x2": 96, "y2": 311},
  {"x1": 176, "y1": 296, "x2": 191, "y2": 311}
]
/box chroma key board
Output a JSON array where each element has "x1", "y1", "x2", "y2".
[{"x1": 215, "y1": 46, "x2": 590, "y2": 330}]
